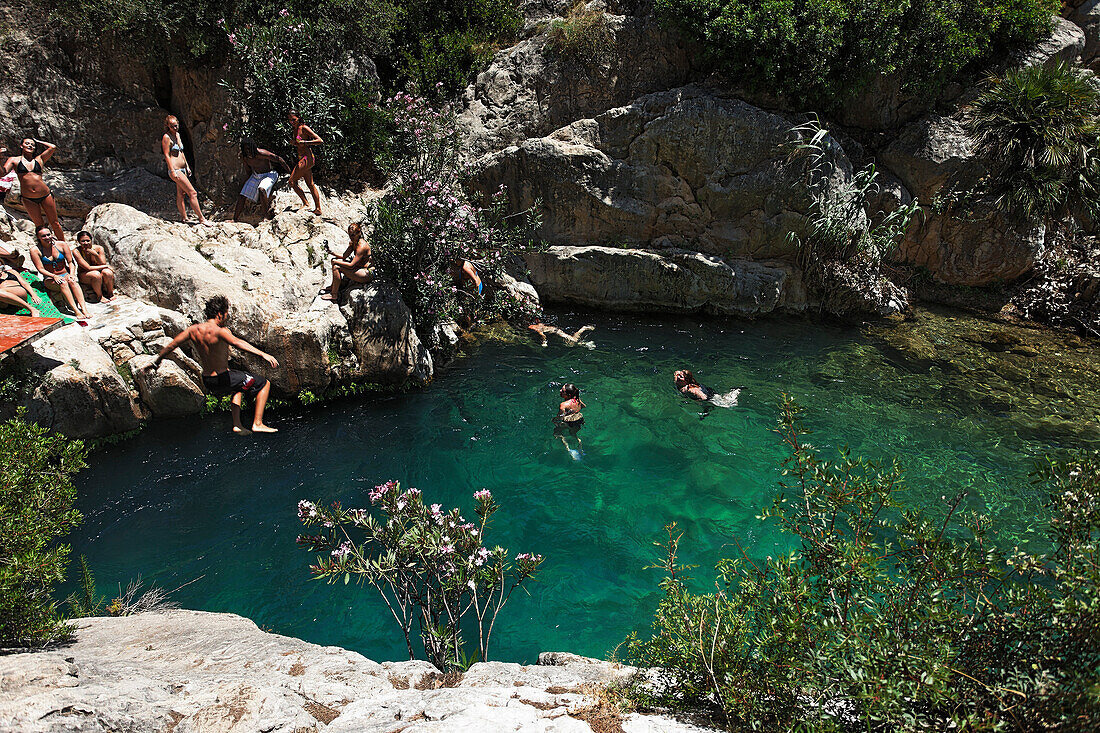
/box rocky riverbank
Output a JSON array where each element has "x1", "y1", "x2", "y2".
[{"x1": 0, "y1": 610, "x2": 708, "y2": 733}]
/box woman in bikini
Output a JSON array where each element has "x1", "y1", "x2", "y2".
[
  {"x1": 288, "y1": 110, "x2": 323, "y2": 216},
  {"x1": 29, "y1": 224, "x2": 90, "y2": 320},
  {"x1": 674, "y1": 369, "x2": 714, "y2": 401},
  {"x1": 0, "y1": 258, "x2": 43, "y2": 317},
  {"x1": 3, "y1": 137, "x2": 65, "y2": 240},
  {"x1": 161, "y1": 115, "x2": 209, "y2": 225},
  {"x1": 555, "y1": 383, "x2": 586, "y2": 459}
]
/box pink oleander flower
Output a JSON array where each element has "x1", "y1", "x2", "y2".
[
  {"x1": 440, "y1": 544, "x2": 455, "y2": 555},
  {"x1": 228, "y1": 33, "x2": 237, "y2": 45},
  {"x1": 331, "y1": 541, "x2": 352, "y2": 559},
  {"x1": 473, "y1": 489, "x2": 492, "y2": 502},
  {"x1": 298, "y1": 500, "x2": 318, "y2": 520},
  {"x1": 279, "y1": 8, "x2": 289, "y2": 16}
]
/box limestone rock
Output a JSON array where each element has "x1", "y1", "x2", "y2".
[
  {"x1": 898, "y1": 212, "x2": 1045, "y2": 286},
  {"x1": 129, "y1": 354, "x2": 205, "y2": 417},
  {"x1": 1014, "y1": 16, "x2": 1086, "y2": 68},
  {"x1": 524, "y1": 245, "x2": 808, "y2": 316},
  {"x1": 0, "y1": 610, "x2": 708, "y2": 733},
  {"x1": 10, "y1": 325, "x2": 143, "y2": 438},
  {"x1": 459, "y1": 11, "x2": 695, "y2": 161},
  {"x1": 15, "y1": 169, "x2": 181, "y2": 220},
  {"x1": 881, "y1": 115, "x2": 981, "y2": 203},
  {"x1": 471, "y1": 87, "x2": 847, "y2": 259},
  {"x1": 84, "y1": 201, "x2": 433, "y2": 393}
]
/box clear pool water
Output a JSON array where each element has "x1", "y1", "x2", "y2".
[{"x1": 68, "y1": 310, "x2": 1091, "y2": 663}]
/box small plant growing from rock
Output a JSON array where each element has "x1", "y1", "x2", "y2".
[
  {"x1": 546, "y1": 3, "x2": 615, "y2": 70},
  {"x1": 298, "y1": 482, "x2": 543, "y2": 671}
]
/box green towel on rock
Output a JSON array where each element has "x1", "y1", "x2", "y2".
[{"x1": 3, "y1": 272, "x2": 74, "y2": 324}]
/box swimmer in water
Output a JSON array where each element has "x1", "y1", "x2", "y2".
[
  {"x1": 674, "y1": 369, "x2": 742, "y2": 409},
  {"x1": 554, "y1": 382, "x2": 585, "y2": 459},
  {"x1": 674, "y1": 369, "x2": 713, "y2": 401},
  {"x1": 528, "y1": 321, "x2": 595, "y2": 347}
]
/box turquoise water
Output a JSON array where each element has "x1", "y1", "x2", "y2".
[{"x1": 68, "y1": 311, "x2": 1081, "y2": 663}]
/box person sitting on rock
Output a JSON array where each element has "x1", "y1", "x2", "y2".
[
  {"x1": 322, "y1": 222, "x2": 373, "y2": 302},
  {"x1": 450, "y1": 258, "x2": 482, "y2": 296},
  {"x1": 29, "y1": 225, "x2": 91, "y2": 321},
  {"x1": 73, "y1": 230, "x2": 116, "y2": 303},
  {"x1": 2, "y1": 138, "x2": 65, "y2": 240},
  {"x1": 0, "y1": 259, "x2": 43, "y2": 317},
  {"x1": 232, "y1": 138, "x2": 289, "y2": 222},
  {"x1": 528, "y1": 321, "x2": 595, "y2": 347},
  {"x1": 674, "y1": 369, "x2": 714, "y2": 401},
  {"x1": 148, "y1": 295, "x2": 280, "y2": 435}
]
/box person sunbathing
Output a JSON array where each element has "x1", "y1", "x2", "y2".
[{"x1": 0, "y1": 261, "x2": 43, "y2": 317}]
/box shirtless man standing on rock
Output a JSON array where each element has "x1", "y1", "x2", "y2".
[{"x1": 147, "y1": 295, "x2": 280, "y2": 434}]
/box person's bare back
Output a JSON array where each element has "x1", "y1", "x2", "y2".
[{"x1": 187, "y1": 321, "x2": 234, "y2": 376}]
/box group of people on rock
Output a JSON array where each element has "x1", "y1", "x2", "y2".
[{"x1": 0, "y1": 226, "x2": 115, "y2": 321}]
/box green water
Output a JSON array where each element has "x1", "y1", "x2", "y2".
[{"x1": 68, "y1": 309, "x2": 1099, "y2": 663}]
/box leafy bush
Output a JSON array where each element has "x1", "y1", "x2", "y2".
[
  {"x1": 546, "y1": 3, "x2": 615, "y2": 69},
  {"x1": 966, "y1": 62, "x2": 1100, "y2": 225},
  {"x1": 653, "y1": 0, "x2": 1056, "y2": 109},
  {"x1": 626, "y1": 397, "x2": 1100, "y2": 731},
  {"x1": 368, "y1": 91, "x2": 541, "y2": 334},
  {"x1": 298, "y1": 483, "x2": 544, "y2": 671},
  {"x1": 0, "y1": 411, "x2": 85, "y2": 647}
]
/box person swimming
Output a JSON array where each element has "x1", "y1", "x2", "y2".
[
  {"x1": 528, "y1": 321, "x2": 595, "y2": 348},
  {"x1": 674, "y1": 369, "x2": 742, "y2": 408},
  {"x1": 555, "y1": 382, "x2": 585, "y2": 460}
]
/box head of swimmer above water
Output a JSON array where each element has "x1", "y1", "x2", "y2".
[
  {"x1": 560, "y1": 383, "x2": 580, "y2": 401},
  {"x1": 673, "y1": 370, "x2": 699, "y2": 389}
]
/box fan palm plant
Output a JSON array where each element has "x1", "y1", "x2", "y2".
[{"x1": 967, "y1": 62, "x2": 1100, "y2": 224}]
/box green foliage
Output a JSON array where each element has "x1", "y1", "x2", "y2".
[
  {"x1": 298, "y1": 483, "x2": 543, "y2": 671},
  {"x1": 786, "y1": 119, "x2": 920, "y2": 296},
  {"x1": 546, "y1": 3, "x2": 615, "y2": 69},
  {"x1": 653, "y1": 0, "x2": 1056, "y2": 109},
  {"x1": 966, "y1": 62, "x2": 1100, "y2": 225},
  {"x1": 368, "y1": 92, "x2": 541, "y2": 334},
  {"x1": 0, "y1": 411, "x2": 85, "y2": 647},
  {"x1": 626, "y1": 397, "x2": 1100, "y2": 731},
  {"x1": 64, "y1": 555, "x2": 105, "y2": 618}
]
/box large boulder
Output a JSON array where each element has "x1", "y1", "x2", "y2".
[
  {"x1": 129, "y1": 354, "x2": 205, "y2": 417},
  {"x1": 5, "y1": 169, "x2": 180, "y2": 221},
  {"x1": 1072, "y1": 0, "x2": 1100, "y2": 68},
  {"x1": 470, "y1": 86, "x2": 850, "y2": 259},
  {"x1": 83, "y1": 199, "x2": 433, "y2": 393},
  {"x1": 524, "y1": 245, "x2": 809, "y2": 315},
  {"x1": 1014, "y1": 16, "x2": 1086, "y2": 68},
  {"x1": 459, "y1": 8, "x2": 695, "y2": 160},
  {"x1": 9, "y1": 325, "x2": 143, "y2": 438},
  {"x1": 882, "y1": 114, "x2": 1044, "y2": 285}
]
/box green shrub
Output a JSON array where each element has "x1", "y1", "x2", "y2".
[
  {"x1": 546, "y1": 3, "x2": 615, "y2": 69},
  {"x1": 966, "y1": 61, "x2": 1100, "y2": 225},
  {"x1": 0, "y1": 411, "x2": 85, "y2": 647},
  {"x1": 653, "y1": 0, "x2": 1056, "y2": 109},
  {"x1": 626, "y1": 397, "x2": 1100, "y2": 731}
]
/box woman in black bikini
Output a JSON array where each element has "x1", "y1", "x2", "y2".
[
  {"x1": 161, "y1": 115, "x2": 209, "y2": 225},
  {"x1": 288, "y1": 110, "x2": 323, "y2": 216},
  {"x1": 674, "y1": 369, "x2": 714, "y2": 401},
  {"x1": 2, "y1": 138, "x2": 65, "y2": 240},
  {"x1": 29, "y1": 225, "x2": 90, "y2": 321}
]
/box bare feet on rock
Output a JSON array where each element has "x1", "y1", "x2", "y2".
[
  {"x1": 252, "y1": 423, "x2": 278, "y2": 433},
  {"x1": 233, "y1": 426, "x2": 252, "y2": 435},
  {"x1": 320, "y1": 294, "x2": 337, "y2": 301}
]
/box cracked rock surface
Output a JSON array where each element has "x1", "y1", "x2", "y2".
[{"x1": 0, "y1": 610, "x2": 712, "y2": 733}]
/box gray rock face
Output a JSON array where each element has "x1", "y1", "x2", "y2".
[
  {"x1": 471, "y1": 87, "x2": 845, "y2": 259},
  {"x1": 84, "y1": 200, "x2": 433, "y2": 394},
  {"x1": 0, "y1": 610, "x2": 706, "y2": 733},
  {"x1": 17, "y1": 169, "x2": 182, "y2": 221},
  {"x1": 524, "y1": 245, "x2": 808, "y2": 315},
  {"x1": 881, "y1": 116, "x2": 981, "y2": 204},
  {"x1": 1073, "y1": 0, "x2": 1100, "y2": 67},
  {"x1": 10, "y1": 326, "x2": 143, "y2": 438},
  {"x1": 1014, "y1": 16, "x2": 1086, "y2": 68},
  {"x1": 130, "y1": 354, "x2": 205, "y2": 417},
  {"x1": 459, "y1": 10, "x2": 695, "y2": 161}
]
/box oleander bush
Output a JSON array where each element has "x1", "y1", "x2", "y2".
[
  {"x1": 298, "y1": 483, "x2": 544, "y2": 671},
  {"x1": 0, "y1": 411, "x2": 85, "y2": 647},
  {"x1": 626, "y1": 396, "x2": 1100, "y2": 731},
  {"x1": 653, "y1": 0, "x2": 1056, "y2": 109},
  {"x1": 367, "y1": 91, "x2": 541, "y2": 333}
]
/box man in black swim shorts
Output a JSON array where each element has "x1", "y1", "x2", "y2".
[{"x1": 147, "y1": 295, "x2": 280, "y2": 434}]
